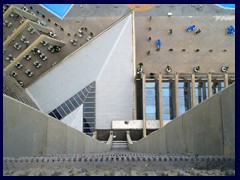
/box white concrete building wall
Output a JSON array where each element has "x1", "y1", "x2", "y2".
[
  {"x1": 95, "y1": 15, "x2": 134, "y2": 129},
  {"x1": 26, "y1": 14, "x2": 133, "y2": 114},
  {"x1": 61, "y1": 104, "x2": 83, "y2": 132}
]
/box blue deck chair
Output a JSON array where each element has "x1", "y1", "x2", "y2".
[
  {"x1": 187, "y1": 25, "x2": 196, "y2": 32},
  {"x1": 227, "y1": 25, "x2": 235, "y2": 36},
  {"x1": 230, "y1": 25, "x2": 235, "y2": 33},
  {"x1": 157, "y1": 39, "x2": 161, "y2": 48}
]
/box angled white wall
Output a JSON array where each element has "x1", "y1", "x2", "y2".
[
  {"x1": 26, "y1": 13, "x2": 134, "y2": 114},
  {"x1": 95, "y1": 14, "x2": 134, "y2": 129},
  {"x1": 61, "y1": 104, "x2": 83, "y2": 132},
  {"x1": 26, "y1": 12, "x2": 135, "y2": 130}
]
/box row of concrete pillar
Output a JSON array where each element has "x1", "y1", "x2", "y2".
[{"x1": 141, "y1": 73, "x2": 229, "y2": 137}]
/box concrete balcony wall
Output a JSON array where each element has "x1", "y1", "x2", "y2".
[
  {"x1": 128, "y1": 83, "x2": 235, "y2": 156},
  {"x1": 3, "y1": 95, "x2": 111, "y2": 158}
]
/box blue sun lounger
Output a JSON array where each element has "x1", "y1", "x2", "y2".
[
  {"x1": 227, "y1": 25, "x2": 235, "y2": 35},
  {"x1": 187, "y1": 25, "x2": 196, "y2": 32},
  {"x1": 157, "y1": 39, "x2": 161, "y2": 49}
]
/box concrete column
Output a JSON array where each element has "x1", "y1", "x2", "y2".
[
  {"x1": 224, "y1": 73, "x2": 229, "y2": 88},
  {"x1": 141, "y1": 73, "x2": 147, "y2": 137},
  {"x1": 191, "y1": 74, "x2": 196, "y2": 107},
  {"x1": 208, "y1": 73, "x2": 212, "y2": 98},
  {"x1": 132, "y1": 10, "x2": 137, "y2": 120},
  {"x1": 158, "y1": 73, "x2": 163, "y2": 128},
  {"x1": 175, "y1": 73, "x2": 179, "y2": 117}
]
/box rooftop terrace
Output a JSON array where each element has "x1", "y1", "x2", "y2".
[{"x1": 3, "y1": 4, "x2": 235, "y2": 88}]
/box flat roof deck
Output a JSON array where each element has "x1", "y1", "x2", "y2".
[{"x1": 3, "y1": 4, "x2": 235, "y2": 88}]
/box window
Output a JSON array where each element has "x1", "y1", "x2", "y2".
[
  {"x1": 65, "y1": 100, "x2": 75, "y2": 111},
  {"x1": 196, "y1": 81, "x2": 208, "y2": 104},
  {"x1": 212, "y1": 81, "x2": 224, "y2": 94},
  {"x1": 61, "y1": 103, "x2": 70, "y2": 114},
  {"x1": 70, "y1": 97, "x2": 79, "y2": 107},
  {"x1": 48, "y1": 82, "x2": 96, "y2": 136},
  {"x1": 162, "y1": 82, "x2": 173, "y2": 120},
  {"x1": 145, "y1": 82, "x2": 156, "y2": 120},
  {"x1": 179, "y1": 81, "x2": 192, "y2": 115},
  {"x1": 52, "y1": 109, "x2": 62, "y2": 119},
  {"x1": 57, "y1": 106, "x2": 67, "y2": 117}
]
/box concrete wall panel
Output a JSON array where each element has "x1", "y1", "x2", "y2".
[
  {"x1": 3, "y1": 95, "x2": 111, "y2": 157},
  {"x1": 182, "y1": 94, "x2": 223, "y2": 155},
  {"x1": 3, "y1": 96, "x2": 47, "y2": 157},
  {"x1": 66, "y1": 126, "x2": 85, "y2": 153},
  {"x1": 129, "y1": 127, "x2": 166, "y2": 153},
  {"x1": 165, "y1": 116, "x2": 186, "y2": 153},
  {"x1": 45, "y1": 117, "x2": 67, "y2": 154},
  {"x1": 221, "y1": 84, "x2": 235, "y2": 156}
]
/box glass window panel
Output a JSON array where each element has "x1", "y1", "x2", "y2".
[
  {"x1": 146, "y1": 82, "x2": 156, "y2": 120},
  {"x1": 179, "y1": 98, "x2": 185, "y2": 106},
  {"x1": 86, "y1": 85, "x2": 91, "y2": 92},
  {"x1": 83, "y1": 107, "x2": 95, "y2": 113},
  {"x1": 221, "y1": 82, "x2": 224, "y2": 89},
  {"x1": 162, "y1": 89, "x2": 170, "y2": 96},
  {"x1": 53, "y1": 109, "x2": 62, "y2": 119},
  {"x1": 82, "y1": 88, "x2": 88, "y2": 96},
  {"x1": 179, "y1": 89, "x2": 184, "y2": 95},
  {"x1": 84, "y1": 117, "x2": 95, "y2": 123},
  {"x1": 73, "y1": 94, "x2": 82, "y2": 105},
  {"x1": 179, "y1": 106, "x2": 185, "y2": 115},
  {"x1": 146, "y1": 106, "x2": 155, "y2": 114},
  {"x1": 83, "y1": 113, "x2": 95, "y2": 118},
  {"x1": 83, "y1": 123, "x2": 95, "y2": 128},
  {"x1": 90, "y1": 87, "x2": 95, "y2": 93},
  {"x1": 90, "y1": 82, "x2": 95, "y2": 88},
  {"x1": 61, "y1": 103, "x2": 70, "y2": 114},
  {"x1": 49, "y1": 112, "x2": 57, "y2": 118},
  {"x1": 145, "y1": 82, "x2": 155, "y2": 88},
  {"x1": 162, "y1": 82, "x2": 170, "y2": 88},
  {"x1": 162, "y1": 97, "x2": 170, "y2": 106},
  {"x1": 83, "y1": 102, "x2": 94, "y2": 107},
  {"x1": 146, "y1": 114, "x2": 155, "y2": 120},
  {"x1": 178, "y1": 82, "x2": 184, "y2": 87},
  {"x1": 85, "y1": 98, "x2": 95, "y2": 103},
  {"x1": 70, "y1": 97, "x2": 79, "y2": 108},
  {"x1": 78, "y1": 91, "x2": 86, "y2": 102},
  {"x1": 65, "y1": 100, "x2": 75, "y2": 111},
  {"x1": 163, "y1": 114, "x2": 170, "y2": 120},
  {"x1": 87, "y1": 93, "x2": 95, "y2": 98},
  {"x1": 57, "y1": 106, "x2": 66, "y2": 117}
]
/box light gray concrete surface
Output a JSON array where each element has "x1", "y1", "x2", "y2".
[
  {"x1": 221, "y1": 83, "x2": 235, "y2": 156},
  {"x1": 3, "y1": 94, "x2": 111, "y2": 157},
  {"x1": 128, "y1": 83, "x2": 235, "y2": 156},
  {"x1": 127, "y1": 126, "x2": 167, "y2": 153},
  {"x1": 4, "y1": 95, "x2": 47, "y2": 157},
  {"x1": 165, "y1": 116, "x2": 186, "y2": 153},
  {"x1": 183, "y1": 91, "x2": 223, "y2": 155},
  {"x1": 147, "y1": 127, "x2": 167, "y2": 153},
  {"x1": 46, "y1": 117, "x2": 68, "y2": 154},
  {"x1": 66, "y1": 126, "x2": 85, "y2": 154}
]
